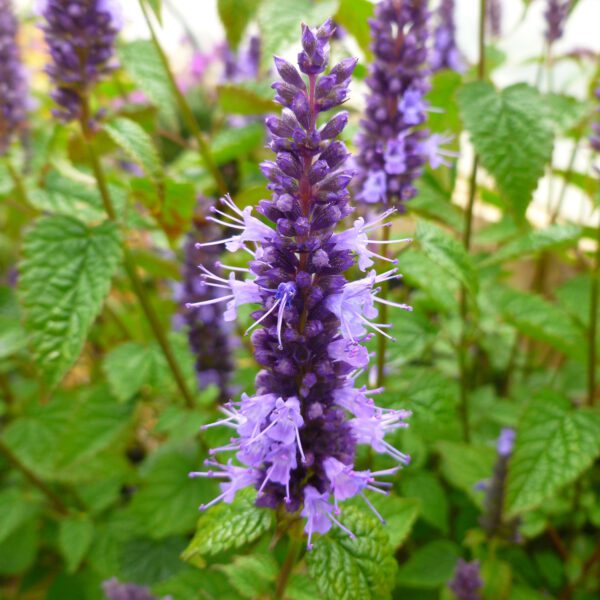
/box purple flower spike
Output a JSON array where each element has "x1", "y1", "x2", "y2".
[
  {"x1": 431, "y1": 0, "x2": 464, "y2": 73},
  {"x1": 102, "y1": 578, "x2": 172, "y2": 600},
  {"x1": 590, "y1": 87, "x2": 600, "y2": 158},
  {"x1": 0, "y1": 0, "x2": 28, "y2": 155},
  {"x1": 354, "y1": 0, "x2": 434, "y2": 209},
  {"x1": 448, "y1": 559, "x2": 483, "y2": 600},
  {"x1": 189, "y1": 21, "x2": 412, "y2": 547},
  {"x1": 39, "y1": 0, "x2": 122, "y2": 122},
  {"x1": 544, "y1": 0, "x2": 570, "y2": 45},
  {"x1": 486, "y1": 0, "x2": 502, "y2": 38}
]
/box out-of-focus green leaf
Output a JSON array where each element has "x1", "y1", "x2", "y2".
[
  {"x1": 105, "y1": 117, "x2": 163, "y2": 182},
  {"x1": 428, "y1": 70, "x2": 463, "y2": 135},
  {"x1": 334, "y1": 0, "x2": 373, "y2": 58},
  {"x1": 146, "y1": 0, "x2": 162, "y2": 22},
  {"x1": 0, "y1": 520, "x2": 38, "y2": 576},
  {"x1": 103, "y1": 341, "x2": 156, "y2": 402},
  {"x1": 396, "y1": 540, "x2": 460, "y2": 589},
  {"x1": 119, "y1": 40, "x2": 178, "y2": 128},
  {"x1": 211, "y1": 123, "x2": 265, "y2": 165},
  {"x1": 286, "y1": 574, "x2": 321, "y2": 600},
  {"x1": 458, "y1": 82, "x2": 553, "y2": 219},
  {"x1": 307, "y1": 506, "x2": 397, "y2": 600},
  {"x1": 218, "y1": 0, "x2": 260, "y2": 50},
  {"x1": 0, "y1": 489, "x2": 40, "y2": 545},
  {"x1": 545, "y1": 93, "x2": 592, "y2": 134},
  {"x1": 18, "y1": 216, "x2": 122, "y2": 387},
  {"x1": 481, "y1": 223, "x2": 582, "y2": 265},
  {"x1": 58, "y1": 516, "x2": 95, "y2": 573},
  {"x1": 412, "y1": 179, "x2": 464, "y2": 232},
  {"x1": 482, "y1": 557, "x2": 512, "y2": 600},
  {"x1": 416, "y1": 220, "x2": 478, "y2": 295},
  {"x1": 506, "y1": 392, "x2": 600, "y2": 517},
  {"x1": 217, "y1": 554, "x2": 278, "y2": 598},
  {"x1": 217, "y1": 82, "x2": 276, "y2": 115},
  {"x1": 0, "y1": 286, "x2": 25, "y2": 359},
  {"x1": 182, "y1": 489, "x2": 274, "y2": 567},
  {"x1": 402, "y1": 472, "x2": 449, "y2": 534}
]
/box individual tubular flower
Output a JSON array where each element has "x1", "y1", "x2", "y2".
[
  {"x1": 355, "y1": 0, "x2": 449, "y2": 210},
  {"x1": 39, "y1": 0, "x2": 122, "y2": 122},
  {"x1": 431, "y1": 0, "x2": 464, "y2": 73},
  {"x1": 188, "y1": 19, "x2": 412, "y2": 547},
  {"x1": 0, "y1": 0, "x2": 28, "y2": 154},
  {"x1": 448, "y1": 559, "x2": 483, "y2": 600},
  {"x1": 486, "y1": 0, "x2": 502, "y2": 39},
  {"x1": 544, "y1": 0, "x2": 570, "y2": 45},
  {"x1": 173, "y1": 199, "x2": 234, "y2": 401},
  {"x1": 102, "y1": 579, "x2": 171, "y2": 600}
]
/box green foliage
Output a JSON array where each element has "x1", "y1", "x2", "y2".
[
  {"x1": 396, "y1": 540, "x2": 460, "y2": 589},
  {"x1": 58, "y1": 516, "x2": 95, "y2": 573},
  {"x1": 458, "y1": 82, "x2": 554, "y2": 219},
  {"x1": 217, "y1": 81, "x2": 277, "y2": 115},
  {"x1": 182, "y1": 489, "x2": 274, "y2": 567},
  {"x1": 506, "y1": 393, "x2": 600, "y2": 516},
  {"x1": 334, "y1": 0, "x2": 373, "y2": 58},
  {"x1": 307, "y1": 506, "x2": 397, "y2": 600},
  {"x1": 218, "y1": 0, "x2": 259, "y2": 50},
  {"x1": 217, "y1": 553, "x2": 279, "y2": 598},
  {"x1": 18, "y1": 216, "x2": 122, "y2": 387}
]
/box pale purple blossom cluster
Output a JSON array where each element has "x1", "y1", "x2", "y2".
[
  {"x1": 0, "y1": 0, "x2": 28, "y2": 154},
  {"x1": 544, "y1": 0, "x2": 570, "y2": 44},
  {"x1": 188, "y1": 20, "x2": 412, "y2": 548},
  {"x1": 448, "y1": 559, "x2": 483, "y2": 600},
  {"x1": 102, "y1": 579, "x2": 171, "y2": 600},
  {"x1": 431, "y1": 0, "x2": 464, "y2": 73}
]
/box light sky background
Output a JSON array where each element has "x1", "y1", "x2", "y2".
[{"x1": 14, "y1": 0, "x2": 600, "y2": 227}]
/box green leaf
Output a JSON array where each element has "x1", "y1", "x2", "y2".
[
  {"x1": 104, "y1": 117, "x2": 163, "y2": 182},
  {"x1": 412, "y1": 178, "x2": 464, "y2": 232},
  {"x1": 217, "y1": 81, "x2": 276, "y2": 115},
  {"x1": 120, "y1": 536, "x2": 186, "y2": 586},
  {"x1": 506, "y1": 392, "x2": 600, "y2": 517},
  {"x1": 182, "y1": 489, "x2": 274, "y2": 567},
  {"x1": 0, "y1": 520, "x2": 38, "y2": 576},
  {"x1": 0, "y1": 286, "x2": 25, "y2": 359},
  {"x1": 217, "y1": 554, "x2": 278, "y2": 598},
  {"x1": 257, "y1": 0, "x2": 340, "y2": 69},
  {"x1": 437, "y1": 441, "x2": 496, "y2": 506},
  {"x1": 428, "y1": 70, "x2": 463, "y2": 136},
  {"x1": 458, "y1": 82, "x2": 554, "y2": 219},
  {"x1": 363, "y1": 495, "x2": 420, "y2": 550},
  {"x1": 58, "y1": 516, "x2": 95, "y2": 573},
  {"x1": 481, "y1": 223, "x2": 582, "y2": 265},
  {"x1": 334, "y1": 0, "x2": 373, "y2": 58},
  {"x1": 0, "y1": 489, "x2": 40, "y2": 545},
  {"x1": 19, "y1": 216, "x2": 122, "y2": 387},
  {"x1": 307, "y1": 506, "x2": 397, "y2": 600},
  {"x1": 103, "y1": 341, "x2": 156, "y2": 402},
  {"x1": 401, "y1": 472, "x2": 449, "y2": 533},
  {"x1": 545, "y1": 93, "x2": 592, "y2": 134},
  {"x1": 396, "y1": 540, "x2": 460, "y2": 589},
  {"x1": 146, "y1": 0, "x2": 162, "y2": 23},
  {"x1": 211, "y1": 123, "x2": 265, "y2": 165},
  {"x1": 218, "y1": 0, "x2": 259, "y2": 50},
  {"x1": 492, "y1": 287, "x2": 584, "y2": 359},
  {"x1": 481, "y1": 557, "x2": 512, "y2": 600},
  {"x1": 119, "y1": 40, "x2": 178, "y2": 128},
  {"x1": 416, "y1": 219, "x2": 478, "y2": 294},
  {"x1": 128, "y1": 442, "x2": 214, "y2": 540},
  {"x1": 287, "y1": 573, "x2": 321, "y2": 600}
]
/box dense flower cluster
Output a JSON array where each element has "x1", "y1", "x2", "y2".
[
  {"x1": 449, "y1": 559, "x2": 483, "y2": 600},
  {"x1": 102, "y1": 579, "x2": 171, "y2": 600},
  {"x1": 39, "y1": 0, "x2": 122, "y2": 122},
  {"x1": 173, "y1": 199, "x2": 234, "y2": 401},
  {"x1": 544, "y1": 0, "x2": 570, "y2": 44},
  {"x1": 486, "y1": 0, "x2": 502, "y2": 38},
  {"x1": 188, "y1": 20, "x2": 412, "y2": 547},
  {"x1": 431, "y1": 0, "x2": 463, "y2": 73},
  {"x1": 0, "y1": 0, "x2": 28, "y2": 154},
  {"x1": 354, "y1": 0, "x2": 453, "y2": 209}
]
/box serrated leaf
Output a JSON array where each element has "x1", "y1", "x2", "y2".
[
  {"x1": 396, "y1": 540, "x2": 460, "y2": 589},
  {"x1": 19, "y1": 216, "x2": 122, "y2": 387},
  {"x1": 182, "y1": 489, "x2": 274, "y2": 567},
  {"x1": 307, "y1": 506, "x2": 397, "y2": 600},
  {"x1": 217, "y1": 554, "x2": 278, "y2": 598},
  {"x1": 119, "y1": 40, "x2": 178, "y2": 128},
  {"x1": 58, "y1": 516, "x2": 94, "y2": 573},
  {"x1": 458, "y1": 82, "x2": 554, "y2": 219},
  {"x1": 334, "y1": 0, "x2": 373, "y2": 58},
  {"x1": 217, "y1": 0, "x2": 259, "y2": 50},
  {"x1": 257, "y1": 0, "x2": 340, "y2": 69},
  {"x1": 120, "y1": 536, "x2": 186, "y2": 586},
  {"x1": 416, "y1": 219, "x2": 478, "y2": 294},
  {"x1": 217, "y1": 82, "x2": 276, "y2": 115},
  {"x1": 481, "y1": 223, "x2": 582, "y2": 265},
  {"x1": 128, "y1": 442, "x2": 213, "y2": 539},
  {"x1": 105, "y1": 117, "x2": 163, "y2": 182},
  {"x1": 506, "y1": 393, "x2": 600, "y2": 517}
]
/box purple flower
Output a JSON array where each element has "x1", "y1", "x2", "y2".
[
  {"x1": 223, "y1": 35, "x2": 261, "y2": 82},
  {"x1": 544, "y1": 0, "x2": 570, "y2": 44},
  {"x1": 496, "y1": 427, "x2": 516, "y2": 457},
  {"x1": 486, "y1": 0, "x2": 502, "y2": 38},
  {"x1": 448, "y1": 559, "x2": 483, "y2": 600},
  {"x1": 102, "y1": 578, "x2": 171, "y2": 600},
  {"x1": 431, "y1": 0, "x2": 464, "y2": 73},
  {"x1": 354, "y1": 0, "x2": 433, "y2": 209},
  {"x1": 173, "y1": 199, "x2": 234, "y2": 401},
  {"x1": 39, "y1": 0, "x2": 121, "y2": 122},
  {"x1": 590, "y1": 87, "x2": 600, "y2": 157},
  {"x1": 0, "y1": 0, "x2": 28, "y2": 155},
  {"x1": 188, "y1": 20, "x2": 412, "y2": 546}
]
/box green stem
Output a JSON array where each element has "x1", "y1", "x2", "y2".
[
  {"x1": 274, "y1": 534, "x2": 302, "y2": 600},
  {"x1": 138, "y1": 0, "x2": 227, "y2": 195},
  {"x1": 0, "y1": 439, "x2": 69, "y2": 515},
  {"x1": 376, "y1": 225, "x2": 391, "y2": 387},
  {"x1": 4, "y1": 158, "x2": 35, "y2": 215},
  {"x1": 588, "y1": 219, "x2": 600, "y2": 406},
  {"x1": 79, "y1": 109, "x2": 196, "y2": 409}
]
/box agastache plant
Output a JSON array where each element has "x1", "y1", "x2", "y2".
[
  {"x1": 0, "y1": 0, "x2": 28, "y2": 155},
  {"x1": 187, "y1": 20, "x2": 412, "y2": 548},
  {"x1": 448, "y1": 559, "x2": 483, "y2": 600},
  {"x1": 544, "y1": 0, "x2": 570, "y2": 45},
  {"x1": 354, "y1": 0, "x2": 455, "y2": 209},
  {"x1": 431, "y1": 0, "x2": 463, "y2": 73},
  {"x1": 39, "y1": 0, "x2": 122, "y2": 123}
]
